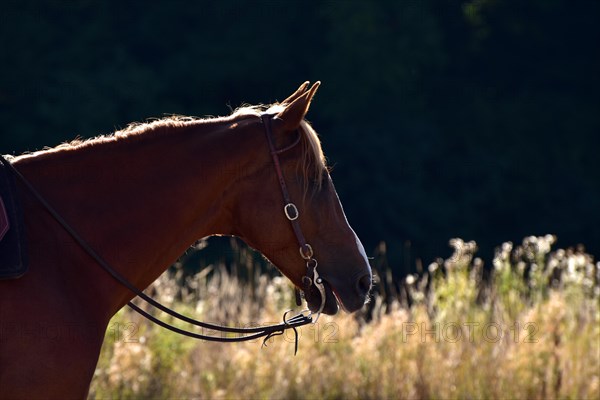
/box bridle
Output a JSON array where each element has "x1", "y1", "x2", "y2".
[
  {"x1": 261, "y1": 114, "x2": 327, "y2": 319},
  {"x1": 0, "y1": 113, "x2": 326, "y2": 353}
]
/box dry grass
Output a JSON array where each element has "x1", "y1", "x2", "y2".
[{"x1": 89, "y1": 236, "x2": 599, "y2": 399}]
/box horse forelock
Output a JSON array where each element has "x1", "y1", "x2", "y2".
[
  {"x1": 298, "y1": 120, "x2": 328, "y2": 193},
  {"x1": 232, "y1": 104, "x2": 328, "y2": 193}
]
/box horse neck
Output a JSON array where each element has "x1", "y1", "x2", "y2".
[{"x1": 15, "y1": 116, "x2": 263, "y2": 314}]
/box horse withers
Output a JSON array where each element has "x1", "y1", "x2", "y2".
[{"x1": 0, "y1": 82, "x2": 372, "y2": 398}]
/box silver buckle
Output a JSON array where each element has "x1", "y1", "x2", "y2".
[
  {"x1": 299, "y1": 244, "x2": 313, "y2": 260},
  {"x1": 284, "y1": 203, "x2": 299, "y2": 221}
]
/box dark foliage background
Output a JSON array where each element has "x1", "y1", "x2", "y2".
[{"x1": 1, "y1": 0, "x2": 598, "y2": 273}]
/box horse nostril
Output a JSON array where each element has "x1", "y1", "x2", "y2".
[{"x1": 356, "y1": 274, "x2": 372, "y2": 296}]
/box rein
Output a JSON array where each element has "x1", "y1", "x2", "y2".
[{"x1": 0, "y1": 113, "x2": 325, "y2": 353}]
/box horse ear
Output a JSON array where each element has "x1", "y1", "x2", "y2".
[
  {"x1": 275, "y1": 81, "x2": 320, "y2": 132},
  {"x1": 281, "y1": 81, "x2": 310, "y2": 105}
]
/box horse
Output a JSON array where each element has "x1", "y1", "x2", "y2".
[{"x1": 0, "y1": 82, "x2": 372, "y2": 399}]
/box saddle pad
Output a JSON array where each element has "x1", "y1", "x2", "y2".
[{"x1": 0, "y1": 157, "x2": 28, "y2": 279}]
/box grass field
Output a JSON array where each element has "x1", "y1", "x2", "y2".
[{"x1": 89, "y1": 235, "x2": 599, "y2": 399}]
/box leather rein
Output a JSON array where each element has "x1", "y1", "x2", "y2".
[{"x1": 0, "y1": 113, "x2": 326, "y2": 353}]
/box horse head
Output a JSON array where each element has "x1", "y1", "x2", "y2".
[{"x1": 231, "y1": 82, "x2": 372, "y2": 315}]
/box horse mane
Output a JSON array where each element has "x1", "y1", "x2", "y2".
[{"x1": 11, "y1": 104, "x2": 328, "y2": 190}]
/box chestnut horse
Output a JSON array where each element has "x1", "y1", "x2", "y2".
[{"x1": 0, "y1": 82, "x2": 372, "y2": 398}]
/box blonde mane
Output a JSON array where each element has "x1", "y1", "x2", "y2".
[{"x1": 12, "y1": 104, "x2": 328, "y2": 190}]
